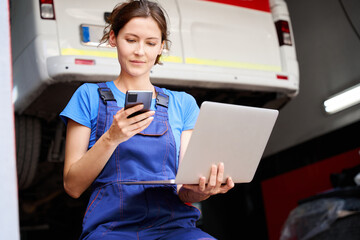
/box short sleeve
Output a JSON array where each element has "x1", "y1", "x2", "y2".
[
  {"x1": 59, "y1": 84, "x2": 93, "y2": 128},
  {"x1": 182, "y1": 93, "x2": 200, "y2": 131}
]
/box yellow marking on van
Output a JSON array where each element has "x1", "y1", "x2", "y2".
[
  {"x1": 61, "y1": 49, "x2": 281, "y2": 71},
  {"x1": 61, "y1": 48, "x2": 117, "y2": 58},
  {"x1": 185, "y1": 58, "x2": 281, "y2": 72},
  {"x1": 160, "y1": 55, "x2": 183, "y2": 63},
  {"x1": 61, "y1": 48, "x2": 183, "y2": 63}
]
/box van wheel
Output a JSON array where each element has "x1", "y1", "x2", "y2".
[{"x1": 15, "y1": 115, "x2": 41, "y2": 190}]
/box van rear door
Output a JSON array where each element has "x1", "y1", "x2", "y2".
[{"x1": 179, "y1": 0, "x2": 282, "y2": 73}]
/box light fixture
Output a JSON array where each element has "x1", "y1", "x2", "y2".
[{"x1": 324, "y1": 83, "x2": 360, "y2": 114}]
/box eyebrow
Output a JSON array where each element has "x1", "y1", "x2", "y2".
[{"x1": 124, "y1": 33, "x2": 160, "y2": 40}]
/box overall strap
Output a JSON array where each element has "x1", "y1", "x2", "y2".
[
  {"x1": 96, "y1": 82, "x2": 117, "y2": 140},
  {"x1": 154, "y1": 86, "x2": 169, "y2": 113}
]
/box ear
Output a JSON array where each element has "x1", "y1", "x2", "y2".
[
  {"x1": 159, "y1": 41, "x2": 165, "y2": 55},
  {"x1": 109, "y1": 30, "x2": 117, "y2": 47}
]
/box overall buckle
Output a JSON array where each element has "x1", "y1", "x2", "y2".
[
  {"x1": 156, "y1": 92, "x2": 169, "y2": 108},
  {"x1": 98, "y1": 87, "x2": 116, "y2": 104}
]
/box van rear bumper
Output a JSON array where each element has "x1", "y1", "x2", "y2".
[{"x1": 47, "y1": 55, "x2": 299, "y2": 96}]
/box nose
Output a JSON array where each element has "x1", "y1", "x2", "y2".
[{"x1": 134, "y1": 42, "x2": 145, "y2": 56}]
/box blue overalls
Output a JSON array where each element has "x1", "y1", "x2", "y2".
[{"x1": 80, "y1": 83, "x2": 215, "y2": 240}]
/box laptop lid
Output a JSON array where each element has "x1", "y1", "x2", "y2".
[{"x1": 174, "y1": 101, "x2": 278, "y2": 184}]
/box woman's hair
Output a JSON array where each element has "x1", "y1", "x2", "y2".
[{"x1": 101, "y1": 0, "x2": 169, "y2": 65}]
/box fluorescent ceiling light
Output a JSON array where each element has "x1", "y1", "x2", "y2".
[{"x1": 324, "y1": 83, "x2": 360, "y2": 114}]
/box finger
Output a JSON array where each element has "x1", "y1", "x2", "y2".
[
  {"x1": 115, "y1": 108, "x2": 125, "y2": 115},
  {"x1": 113, "y1": 107, "x2": 151, "y2": 128},
  {"x1": 124, "y1": 104, "x2": 145, "y2": 118},
  {"x1": 199, "y1": 176, "x2": 206, "y2": 192},
  {"x1": 129, "y1": 116, "x2": 154, "y2": 133},
  {"x1": 113, "y1": 107, "x2": 141, "y2": 125},
  {"x1": 120, "y1": 117, "x2": 153, "y2": 140},
  {"x1": 220, "y1": 177, "x2": 235, "y2": 193},
  {"x1": 129, "y1": 110, "x2": 155, "y2": 124},
  {"x1": 181, "y1": 184, "x2": 193, "y2": 190},
  {"x1": 141, "y1": 116, "x2": 154, "y2": 129},
  {"x1": 208, "y1": 164, "x2": 217, "y2": 188},
  {"x1": 216, "y1": 162, "x2": 224, "y2": 188},
  {"x1": 113, "y1": 108, "x2": 126, "y2": 122}
]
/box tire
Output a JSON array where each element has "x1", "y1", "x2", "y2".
[{"x1": 15, "y1": 115, "x2": 41, "y2": 190}]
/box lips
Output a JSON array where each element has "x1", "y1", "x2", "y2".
[{"x1": 130, "y1": 60, "x2": 146, "y2": 64}]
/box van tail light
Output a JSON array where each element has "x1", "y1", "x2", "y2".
[
  {"x1": 275, "y1": 20, "x2": 292, "y2": 46},
  {"x1": 75, "y1": 59, "x2": 96, "y2": 65},
  {"x1": 39, "y1": 0, "x2": 55, "y2": 20},
  {"x1": 276, "y1": 74, "x2": 288, "y2": 80}
]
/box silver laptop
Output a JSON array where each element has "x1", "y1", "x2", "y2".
[{"x1": 122, "y1": 101, "x2": 278, "y2": 185}]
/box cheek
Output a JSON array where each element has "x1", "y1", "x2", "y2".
[
  {"x1": 117, "y1": 45, "x2": 131, "y2": 59},
  {"x1": 148, "y1": 47, "x2": 162, "y2": 59}
]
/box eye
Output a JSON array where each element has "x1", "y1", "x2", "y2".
[
  {"x1": 126, "y1": 39, "x2": 136, "y2": 43},
  {"x1": 146, "y1": 41, "x2": 157, "y2": 46}
]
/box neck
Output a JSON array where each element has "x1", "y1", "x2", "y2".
[{"x1": 114, "y1": 73, "x2": 154, "y2": 93}]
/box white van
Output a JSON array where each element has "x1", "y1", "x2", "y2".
[{"x1": 11, "y1": 0, "x2": 298, "y2": 188}]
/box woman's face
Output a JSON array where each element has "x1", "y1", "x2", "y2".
[{"x1": 110, "y1": 17, "x2": 164, "y2": 79}]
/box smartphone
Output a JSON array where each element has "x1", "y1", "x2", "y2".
[{"x1": 125, "y1": 90, "x2": 153, "y2": 118}]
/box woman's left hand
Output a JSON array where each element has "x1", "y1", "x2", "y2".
[{"x1": 180, "y1": 162, "x2": 235, "y2": 202}]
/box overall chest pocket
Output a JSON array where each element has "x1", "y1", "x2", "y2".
[{"x1": 138, "y1": 119, "x2": 168, "y2": 136}]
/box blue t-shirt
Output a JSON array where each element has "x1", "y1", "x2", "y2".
[{"x1": 60, "y1": 81, "x2": 199, "y2": 161}]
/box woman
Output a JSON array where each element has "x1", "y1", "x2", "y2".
[{"x1": 60, "y1": 0, "x2": 234, "y2": 239}]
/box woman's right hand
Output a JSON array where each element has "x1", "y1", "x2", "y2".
[
  {"x1": 106, "y1": 104, "x2": 155, "y2": 146},
  {"x1": 64, "y1": 104, "x2": 154, "y2": 199}
]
